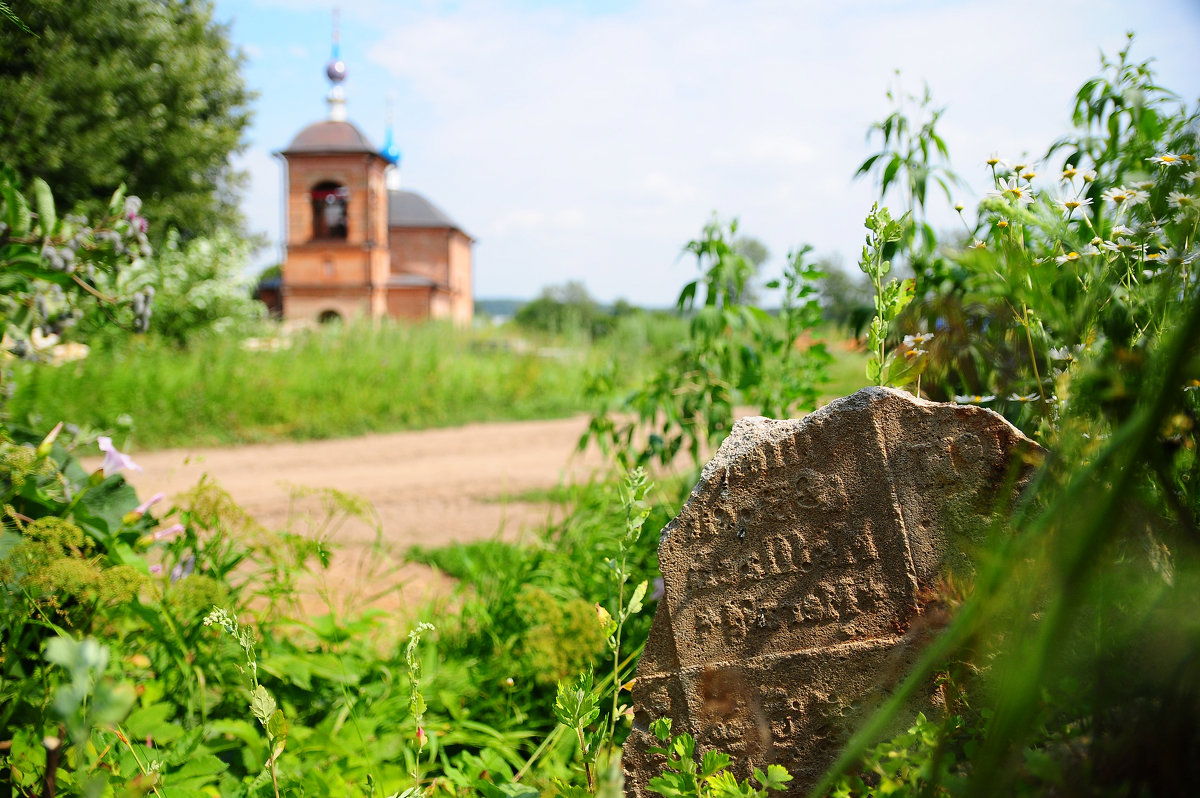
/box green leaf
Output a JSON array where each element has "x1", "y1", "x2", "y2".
[
  {"x1": 762, "y1": 764, "x2": 793, "y2": 792},
  {"x1": 700, "y1": 749, "x2": 731, "y2": 778},
  {"x1": 249, "y1": 685, "x2": 276, "y2": 726},
  {"x1": 650, "y1": 717, "x2": 673, "y2": 742},
  {"x1": 882, "y1": 154, "x2": 902, "y2": 194},
  {"x1": 626, "y1": 580, "x2": 648, "y2": 618},
  {"x1": 124, "y1": 703, "x2": 177, "y2": 740},
  {"x1": 552, "y1": 669, "x2": 599, "y2": 729},
  {"x1": 266, "y1": 708, "x2": 287, "y2": 741},
  {"x1": 31, "y1": 178, "x2": 55, "y2": 235},
  {"x1": 1, "y1": 179, "x2": 31, "y2": 236}
]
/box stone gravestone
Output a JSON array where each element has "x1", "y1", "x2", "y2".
[{"x1": 623, "y1": 387, "x2": 1040, "y2": 796}]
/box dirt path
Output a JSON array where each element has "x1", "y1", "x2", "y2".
[{"x1": 118, "y1": 415, "x2": 609, "y2": 615}]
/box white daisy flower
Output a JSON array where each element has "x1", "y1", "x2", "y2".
[
  {"x1": 995, "y1": 176, "x2": 1035, "y2": 205},
  {"x1": 1162, "y1": 246, "x2": 1200, "y2": 267},
  {"x1": 1124, "y1": 188, "x2": 1150, "y2": 206},
  {"x1": 1081, "y1": 168, "x2": 1098, "y2": 183},
  {"x1": 1168, "y1": 191, "x2": 1195, "y2": 209},
  {"x1": 1048, "y1": 347, "x2": 1074, "y2": 361},
  {"x1": 954, "y1": 394, "x2": 996, "y2": 404},
  {"x1": 1148, "y1": 152, "x2": 1186, "y2": 167},
  {"x1": 1101, "y1": 237, "x2": 1140, "y2": 254},
  {"x1": 1102, "y1": 186, "x2": 1130, "y2": 205},
  {"x1": 1009, "y1": 393, "x2": 1039, "y2": 402},
  {"x1": 1111, "y1": 224, "x2": 1136, "y2": 237},
  {"x1": 1061, "y1": 164, "x2": 1080, "y2": 181},
  {"x1": 1059, "y1": 195, "x2": 1093, "y2": 215},
  {"x1": 903, "y1": 332, "x2": 935, "y2": 346}
]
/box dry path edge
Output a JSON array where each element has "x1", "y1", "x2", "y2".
[{"x1": 96, "y1": 414, "x2": 611, "y2": 616}]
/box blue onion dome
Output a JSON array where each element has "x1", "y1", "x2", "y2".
[{"x1": 381, "y1": 126, "x2": 401, "y2": 165}]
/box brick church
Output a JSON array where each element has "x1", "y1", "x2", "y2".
[{"x1": 274, "y1": 40, "x2": 473, "y2": 325}]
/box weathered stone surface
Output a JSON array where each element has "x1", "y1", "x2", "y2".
[{"x1": 623, "y1": 387, "x2": 1041, "y2": 796}]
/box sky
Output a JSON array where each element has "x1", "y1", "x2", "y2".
[{"x1": 214, "y1": 0, "x2": 1200, "y2": 306}]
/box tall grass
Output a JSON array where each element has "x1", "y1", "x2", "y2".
[
  {"x1": 8, "y1": 316, "x2": 866, "y2": 452},
  {"x1": 8, "y1": 321, "x2": 656, "y2": 450}
]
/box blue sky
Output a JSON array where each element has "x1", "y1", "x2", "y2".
[{"x1": 215, "y1": 0, "x2": 1200, "y2": 305}]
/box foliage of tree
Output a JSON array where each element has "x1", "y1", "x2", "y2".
[
  {"x1": 583, "y1": 217, "x2": 829, "y2": 468},
  {"x1": 0, "y1": 0, "x2": 254, "y2": 240},
  {"x1": 514, "y1": 281, "x2": 611, "y2": 339},
  {"x1": 816, "y1": 255, "x2": 874, "y2": 335},
  {"x1": 1, "y1": 167, "x2": 153, "y2": 365},
  {"x1": 121, "y1": 229, "x2": 266, "y2": 348}
]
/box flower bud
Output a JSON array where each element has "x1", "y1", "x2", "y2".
[{"x1": 35, "y1": 421, "x2": 63, "y2": 459}]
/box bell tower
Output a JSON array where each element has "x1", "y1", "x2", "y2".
[{"x1": 277, "y1": 12, "x2": 389, "y2": 323}]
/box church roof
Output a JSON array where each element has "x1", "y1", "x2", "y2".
[
  {"x1": 388, "y1": 189, "x2": 469, "y2": 237},
  {"x1": 282, "y1": 120, "x2": 379, "y2": 156}
]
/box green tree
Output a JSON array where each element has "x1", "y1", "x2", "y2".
[
  {"x1": 0, "y1": 0, "x2": 253, "y2": 240},
  {"x1": 514, "y1": 280, "x2": 605, "y2": 338},
  {"x1": 815, "y1": 255, "x2": 873, "y2": 333},
  {"x1": 730, "y1": 236, "x2": 769, "y2": 305},
  {"x1": 122, "y1": 229, "x2": 267, "y2": 347}
]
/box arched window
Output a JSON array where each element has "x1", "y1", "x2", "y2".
[
  {"x1": 311, "y1": 182, "x2": 349, "y2": 240},
  {"x1": 317, "y1": 309, "x2": 343, "y2": 325}
]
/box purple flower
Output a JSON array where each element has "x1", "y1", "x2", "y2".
[
  {"x1": 149, "y1": 564, "x2": 163, "y2": 575},
  {"x1": 152, "y1": 523, "x2": 184, "y2": 542},
  {"x1": 134, "y1": 492, "x2": 166, "y2": 516},
  {"x1": 170, "y1": 552, "x2": 195, "y2": 583},
  {"x1": 98, "y1": 436, "x2": 141, "y2": 476}
]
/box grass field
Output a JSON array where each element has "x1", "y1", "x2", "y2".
[{"x1": 6, "y1": 317, "x2": 868, "y2": 451}]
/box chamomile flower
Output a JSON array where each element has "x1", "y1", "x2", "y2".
[
  {"x1": 1168, "y1": 190, "x2": 1195, "y2": 209},
  {"x1": 1111, "y1": 224, "x2": 1136, "y2": 237},
  {"x1": 995, "y1": 176, "x2": 1035, "y2": 205},
  {"x1": 968, "y1": 239, "x2": 986, "y2": 250},
  {"x1": 903, "y1": 348, "x2": 928, "y2": 360},
  {"x1": 1021, "y1": 168, "x2": 1037, "y2": 181},
  {"x1": 1101, "y1": 186, "x2": 1130, "y2": 205},
  {"x1": 1101, "y1": 237, "x2": 1140, "y2": 254},
  {"x1": 903, "y1": 332, "x2": 935, "y2": 346},
  {"x1": 954, "y1": 394, "x2": 996, "y2": 404},
  {"x1": 986, "y1": 153, "x2": 1010, "y2": 170},
  {"x1": 1058, "y1": 195, "x2": 1093, "y2": 216},
  {"x1": 1048, "y1": 346, "x2": 1075, "y2": 361},
  {"x1": 1184, "y1": 170, "x2": 1200, "y2": 183},
  {"x1": 1125, "y1": 187, "x2": 1150, "y2": 205},
  {"x1": 1061, "y1": 164, "x2": 1079, "y2": 181},
  {"x1": 1101, "y1": 185, "x2": 1149, "y2": 206},
  {"x1": 1081, "y1": 168, "x2": 1098, "y2": 183},
  {"x1": 1148, "y1": 152, "x2": 1186, "y2": 167},
  {"x1": 1009, "y1": 393, "x2": 1039, "y2": 402},
  {"x1": 1162, "y1": 246, "x2": 1200, "y2": 267},
  {"x1": 1056, "y1": 250, "x2": 1084, "y2": 264}
]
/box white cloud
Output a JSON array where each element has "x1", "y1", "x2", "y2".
[
  {"x1": 491, "y1": 207, "x2": 586, "y2": 234},
  {"x1": 231, "y1": 0, "x2": 1200, "y2": 303}
]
